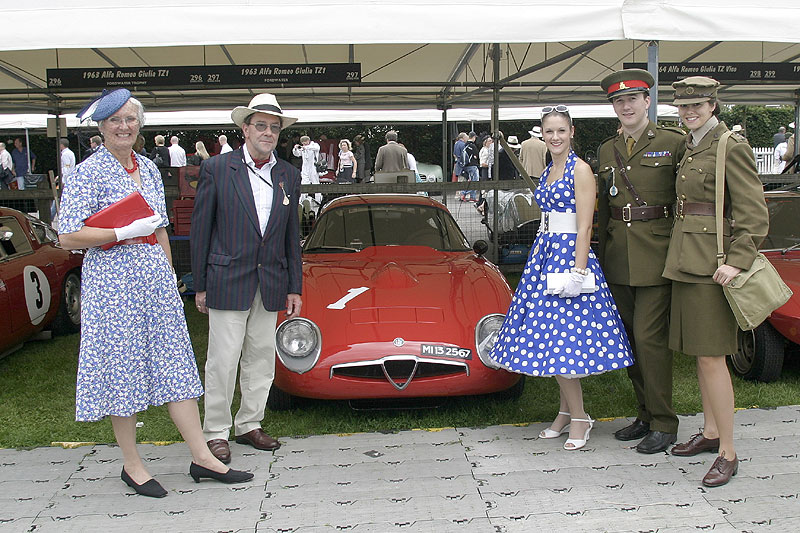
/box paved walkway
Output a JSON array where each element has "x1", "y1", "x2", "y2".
[{"x1": 2, "y1": 406, "x2": 799, "y2": 532}]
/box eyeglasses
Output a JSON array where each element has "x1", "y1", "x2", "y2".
[
  {"x1": 541, "y1": 105, "x2": 570, "y2": 116},
  {"x1": 246, "y1": 121, "x2": 282, "y2": 134},
  {"x1": 106, "y1": 116, "x2": 140, "y2": 127}
]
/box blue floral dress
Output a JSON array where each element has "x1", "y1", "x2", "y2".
[
  {"x1": 59, "y1": 146, "x2": 202, "y2": 422},
  {"x1": 489, "y1": 152, "x2": 634, "y2": 377}
]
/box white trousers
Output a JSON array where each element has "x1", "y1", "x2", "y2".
[{"x1": 202, "y1": 287, "x2": 278, "y2": 441}]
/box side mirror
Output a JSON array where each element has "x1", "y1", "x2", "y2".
[{"x1": 473, "y1": 239, "x2": 489, "y2": 256}]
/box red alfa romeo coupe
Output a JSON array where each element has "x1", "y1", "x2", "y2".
[
  {"x1": 269, "y1": 194, "x2": 522, "y2": 409},
  {"x1": 1, "y1": 207, "x2": 82, "y2": 357}
]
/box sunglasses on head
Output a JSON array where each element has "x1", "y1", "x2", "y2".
[{"x1": 541, "y1": 105, "x2": 570, "y2": 116}]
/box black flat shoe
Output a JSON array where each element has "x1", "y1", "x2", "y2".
[
  {"x1": 636, "y1": 430, "x2": 677, "y2": 454},
  {"x1": 121, "y1": 467, "x2": 167, "y2": 498},
  {"x1": 189, "y1": 462, "x2": 254, "y2": 484},
  {"x1": 614, "y1": 419, "x2": 650, "y2": 441}
]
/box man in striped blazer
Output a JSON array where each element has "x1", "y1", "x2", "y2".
[{"x1": 190, "y1": 93, "x2": 302, "y2": 465}]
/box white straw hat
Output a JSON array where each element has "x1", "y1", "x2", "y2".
[{"x1": 231, "y1": 93, "x2": 298, "y2": 129}]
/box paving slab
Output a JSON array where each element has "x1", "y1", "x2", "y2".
[{"x1": 1, "y1": 406, "x2": 800, "y2": 532}]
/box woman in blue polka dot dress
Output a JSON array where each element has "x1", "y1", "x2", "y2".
[{"x1": 489, "y1": 106, "x2": 634, "y2": 450}]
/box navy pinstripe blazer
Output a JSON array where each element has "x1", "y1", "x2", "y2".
[{"x1": 190, "y1": 149, "x2": 302, "y2": 311}]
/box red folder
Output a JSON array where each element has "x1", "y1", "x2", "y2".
[{"x1": 84, "y1": 191, "x2": 156, "y2": 250}]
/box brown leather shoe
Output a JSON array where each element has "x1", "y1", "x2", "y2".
[
  {"x1": 702, "y1": 454, "x2": 738, "y2": 487},
  {"x1": 235, "y1": 428, "x2": 281, "y2": 451},
  {"x1": 207, "y1": 439, "x2": 231, "y2": 464},
  {"x1": 672, "y1": 432, "x2": 720, "y2": 456}
]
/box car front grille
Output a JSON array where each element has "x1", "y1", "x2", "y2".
[{"x1": 331, "y1": 355, "x2": 469, "y2": 391}]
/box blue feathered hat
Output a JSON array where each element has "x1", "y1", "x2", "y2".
[{"x1": 76, "y1": 88, "x2": 132, "y2": 122}]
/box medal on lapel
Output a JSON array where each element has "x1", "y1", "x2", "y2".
[
  {"x1": 608, "y1": 167, "x2": 619, "y2": 197},
  {"x1": 279, "y1": 182, "x2": 290, "y2": 205}
]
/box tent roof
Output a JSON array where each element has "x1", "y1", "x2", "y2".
[{"x1": 0, "y1": 1, "x2": 798, "y2": 116}]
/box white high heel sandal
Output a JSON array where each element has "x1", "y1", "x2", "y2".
[
  {"x1": 539, "y1": 411, "x2": 571, "y2": 439},
  {"x1": 564, "y1": 416, "x2": 594, "y2": 450}
]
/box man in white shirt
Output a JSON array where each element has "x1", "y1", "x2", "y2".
[
  {"x1": 0, "y1": 142, "x2": 13, "y2": 188},
  {"x1": 59, "y1": 138, "x2": 76, "y2": 186},
  {"x1": 219, "y1": 134, "x2": 233, "y2": 154},
  {"x1": 168, "y1": 136, "x2": 187, "y2": 167}
]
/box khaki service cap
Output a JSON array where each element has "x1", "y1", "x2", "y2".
[
  {"x1": 600, "y1": 69, "x2": 654, "y2": 100},
  {"x1": 672, "y1": 76, "x2": 720, "y2": 105}
]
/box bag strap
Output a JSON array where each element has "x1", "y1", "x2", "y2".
[
  {"x1": 613, "y1": 147, "x2": 647, "y2": 207},
  {"x1": 715, "y1": 130, "x2": 734, "y2": 268}
]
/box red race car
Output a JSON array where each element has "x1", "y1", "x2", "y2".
[
  {"x1": 732, "y1": 189, "x2": 800, "y2": 382},
  {"x1": 0, "y1": 207, "x2": 82, "y2": 357},
  {"x1": 269, "y1": 194, "x2": 522, "y2": 409}
]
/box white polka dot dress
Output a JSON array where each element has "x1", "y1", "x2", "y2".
[{"x1": 489, "y1": 151, "x2": 634, "y2": 377}]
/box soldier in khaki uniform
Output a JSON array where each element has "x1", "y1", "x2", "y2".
[
  {"x1": 665, "y1": 77, "x2": 768, "y2": 487},
  {"x1": 596, "y1": 69, "x2": 686, "y2": 453}
]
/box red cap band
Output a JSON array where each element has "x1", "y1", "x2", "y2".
[{"x1": 607, "y1": 79, "x2": 650, "y2": 95}]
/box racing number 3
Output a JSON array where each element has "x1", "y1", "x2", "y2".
[{"x1": 29, "y1": 270, "x2": 43, "y2": 308}]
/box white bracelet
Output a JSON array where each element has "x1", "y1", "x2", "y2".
[{"x1": 571, "y1": 267, "x2": 589, "y2": 276}]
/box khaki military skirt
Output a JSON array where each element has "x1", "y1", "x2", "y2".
[{"x1": 669, "y1": 281, "x2": 738, "y2": 356}]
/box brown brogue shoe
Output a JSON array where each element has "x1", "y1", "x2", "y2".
[
  {"x1": 672, "y1": 432, "x2": 720, "y2": 457},
  {"x1": 702, "y1": 454, "x2": 738, "y2": 487},
  {"x1": 235, "y1": 428, "x2": 281, "y2": 451},
  {"x1": 207, "y1": 439, "x2": 231, "y2": 464}
]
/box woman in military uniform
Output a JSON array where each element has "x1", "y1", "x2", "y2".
[{"x1": 663, "y1": 76, "x2": 768, "y2": 487}]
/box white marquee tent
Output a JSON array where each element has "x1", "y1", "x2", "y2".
[{"x1": 0, "y1": 0, "x2": 797, "y2": 119}]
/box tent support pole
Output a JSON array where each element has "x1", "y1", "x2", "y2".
[
  {"x1": 648, "y1": 41, "x2": 659, "y2": 123},
  {"x1": 491, "y1": 43, "x2": 501, "y2": 264},
  {"x1": 441, "y1": 105, "x2": 448, "y2": 207}
]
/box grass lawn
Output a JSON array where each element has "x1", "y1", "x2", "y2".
[{"x1": 1, "y1": 295, "x2": 799, "y2": 449}]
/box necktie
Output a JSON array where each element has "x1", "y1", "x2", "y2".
[{"x1": 626, "y1": 136, "x2": 635, "y2": 156}]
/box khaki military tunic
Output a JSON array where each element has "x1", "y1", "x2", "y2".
[
  {"x1": 597, "y1": 121, "x2": 686, "y2": 285},
  {"x1": 664, "y1": 122, "x2": 768, "y2": 284}
]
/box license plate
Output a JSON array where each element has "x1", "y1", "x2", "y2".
[{"x1": 420, "y1": 344, "x2": 472, "y2": 360}]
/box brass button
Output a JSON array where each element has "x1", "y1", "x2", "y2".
[
  {"x1": 681, "y1": 194, "x2": 686, "y2": 200},
  {"x1": 626, "y1": 222, "x2": 631, "y2": 228},
  {"x1": 681, "y1": 176, "x2": 686, "y2": 181},
  {"x1": 627, "y1": 165, "x2": 632, "y2": 170},
  {"x1": 703, "y1": 227, "x2": 708, "y2": 232},
  {"x1": 654, "y1": 162, "x2": 659, "y2": 166},
  {"x1": 680, "y1": 215, "x2": 685, "y2": 220},
  {"x1": 687, "y1": 157, "x2": 693, "y2": 163},
  {"x1": 258, "y1": 263, "x2": 262, "y2": 268}
]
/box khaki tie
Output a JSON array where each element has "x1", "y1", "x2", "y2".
[{"x1": 626, "y1": 136, "x2": 636, "y2": 156}]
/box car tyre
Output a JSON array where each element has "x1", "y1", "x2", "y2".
[
  {"x1": 267, "y1": 386, "x2": 295, "y2": 411},
  {"x1": 492, "y1": 376, "x2": 525, "y2": 401},
  {"x1": 731, "y1": 322, "x2": 785, "y2": 382},
  {"x1": 51, "y1": 271, "x2": 81, "y2": 335}
]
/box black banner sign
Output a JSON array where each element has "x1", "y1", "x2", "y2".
[
  {"x1": 47, "y1": 63, "x2": 361, "y2": 90},
  {"x1": 624, "y1": 62, "x2": 800, "y2": 83}
]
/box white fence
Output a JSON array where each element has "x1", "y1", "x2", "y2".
[{"x1": 753, "y1": 147, "x2": 776, "y2": 174}]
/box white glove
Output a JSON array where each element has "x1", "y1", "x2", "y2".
[
  {"x1": 559, "y1": 271, "x2": 586, "y2": 298},
  {"x1": 114, "y1": 214, "x2": 162, "y2": 241}
]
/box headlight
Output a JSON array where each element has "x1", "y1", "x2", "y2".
[
  {"x1": 475, "y1": 313, "x2": 505, "y2": 368},
  {"x1": 275, "y1": 318, "x2": 322, "y2": 374}
]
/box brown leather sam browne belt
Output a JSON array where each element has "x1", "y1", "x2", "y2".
[
  {"x1": 611, "y1": 204, "x2": 672, "y2": 222},
  {"x1": 674, "y1": 200, "x2": 715, "y2": 216}
]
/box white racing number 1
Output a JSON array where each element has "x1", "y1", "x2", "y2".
[{"x1": 327, "y1": 287, "x2": 370, "y2": 310}]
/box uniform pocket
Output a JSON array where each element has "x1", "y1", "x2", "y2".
[{"x1": 675, "y1": 216, "x2": 728, "y2": 276}]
